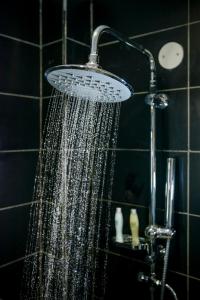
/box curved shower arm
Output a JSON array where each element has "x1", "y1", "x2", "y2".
[{"x1": 88, "y1": 25, "x2": 157, "y2": 92}]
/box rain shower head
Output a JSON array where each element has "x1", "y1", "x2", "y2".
[{"x1": 45, "y1": 64, "x2": 134, "y2": 103}]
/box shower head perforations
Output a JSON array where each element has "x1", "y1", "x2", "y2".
[{"x1": 45, "y1": 65, "x2": 134, "y2": 103}]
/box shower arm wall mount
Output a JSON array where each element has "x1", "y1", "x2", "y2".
[{"x1": 87, "y1": 25, "x2": 167, "y2": 109}]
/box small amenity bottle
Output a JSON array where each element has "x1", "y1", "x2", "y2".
[
  {"x1": 115, "y1": 207, "x2": 124, "y2": 243},
  {"x1": 130, "y1": 208, "x2": 140, "y2": 247}
]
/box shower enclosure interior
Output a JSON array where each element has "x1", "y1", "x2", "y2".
[{"x1": 22, "y1": 20, "x2": 177, "y2": 300}]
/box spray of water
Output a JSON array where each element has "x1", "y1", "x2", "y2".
[{"x1": 21, "y1": 89, "x2": 121, "y2": 299}]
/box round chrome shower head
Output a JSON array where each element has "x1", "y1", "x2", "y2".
[{"x1": 45, "y1": 65, "x2": 134, "y2": 103}]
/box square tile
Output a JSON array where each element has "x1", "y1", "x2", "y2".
[
  {"x1": 190, "y1": 153, "x2": 200, "y2": 215},
  {"x1": 0, "y1": 205, "x2": 32, "y2": 265},
  {"x1": 189, "y1": 277, "x2": 200, "y2": 299},
  {"x1": 43, "y1": 0, "x2": 62, "y2": 44},
  {"x1": 156, "y1": 90, "x2": 188, "y2": 151},
  {"x1": 190, "y1": 215, "x2": 200, "y2": 278},
  {"x1": 190, "y1": 23, "x2": 200, "y2": 86},
  {"x1": 0, "y1": 96, "x2": 39, "y2": 150},
  {"x1": 190, "y1": 0, "x2": 200, "y2": 22},
  {"x1": 190, "y1": 89, "x2": 200, "y2": 150},
  {"x1": 112, "y1": 150, "x2": 150, "y2": 207},
  {"x1": 0, "y1": 152, "x2": 38, "y2": 208},
  {"x1": 0, "y1": 0, "x2": 39, "y2": 43},
  {"x1": 0, "y1": 259, "x2": 24, "y2": 300},
  {"x1": 118, "y1": 94, "x2": 150, "y2": 149},
  {"x1": 0, "y1": 38, "x2": 39, "y2": 96},
  {"x1": 166, "y1": 272, "x2": 187, "y2": 300}
]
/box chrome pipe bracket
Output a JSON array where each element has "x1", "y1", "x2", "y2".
[{"x1": 145, "y1": 225, "x2": 176, "y2": 240}]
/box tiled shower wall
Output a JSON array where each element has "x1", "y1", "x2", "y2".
[
  {"x1": 43, "y1": 0, "x2": 200, "y2": 299},
  {"x1": 0, "y1": 1, "x2": 40, "y2": 299},
  {"x1": 1, "y1": 0, "x2": 200, "y2": 299}
]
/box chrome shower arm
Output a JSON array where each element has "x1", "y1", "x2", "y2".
[{"x1": 88, "y1": 25, "x2": 157, "y2": 92}]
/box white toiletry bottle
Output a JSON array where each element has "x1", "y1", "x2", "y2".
[
  {"x1": 115, "y1": 207, "x2": 124, "y2": 243},
  {"x1": 130, "y1": 208, "x2": 140, "y2": 247}
]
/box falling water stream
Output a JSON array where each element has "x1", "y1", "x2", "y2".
[{"x1": 22, "y1": 90, "x2": 121, "y2": 299}]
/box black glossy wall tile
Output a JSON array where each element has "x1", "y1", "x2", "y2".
[
  {"x1": 156, "y1": 152, "x2": 187, "y2": 212},
  {"x1": 0, "y1": 38, "x2": 39, "y2": 96},
  {"x1": 118, "y1": 94, "x2": 150, "y2": 149},
  {"x1": 166, "y1": 272, "x2": 187, "y2": 300},
  {"x1": 190, "y1": 153, "x2": 200, "y2": 215},
  {"x1": 0, "y1": 205, "x2": 32, "y2": 265},
  {"x1": 0, "y1": 152, "x2": 38, "y2": 208},
  {"x1": 100, "y1": 27, "x2": 187, "y2": 93},
  {"x1": 190, "y1": 89, "x2": 200, "y2": 150},
  {"x1": 43, "y1": 0, "x2": 62, "y2": 44},
  {"x1": 112, "y1": 150, "x2": 150, "y2": 206},
  {"x1": 95, "y1": 252, "x2": 150, "y2": 300},
  {"x1": 157, "y1": 90, "x2": 188, "y2": 150},
  {"x1": 68, "y1": 0, "x2": 91, "y2": 44},
  {"x1": 189, "y1": 277, "x2": 200, "y2": 299},
  {"x1": 190, "y1": 0, "x2": 200, "y2": 22},
  {"x1": 0, "y1": 96, "x2": 39, "y2": 150},
  {"x1": 93, "y1": 0, "x2": 187, "y2": 40},
  {"x1": 168, "y1": 214, "x2": 187, "y2": 274},
  {"x1": 190, "y1": 216, "x2": 200, "y2": 278},
  {"x1": 0, "y1": 1, "x2": 39, "y2": 43},
  {"x1": 43, "y1": 0, "x2": 90, "y2": 44},
  {"x1": 0, "y1": 260, "x2": 24, "y2": 300},
  {"x1": 190, "y1": 23, "x2": 200, "y2": 86},
  {"x1": 43, "y1": 41, "x2": 89, "y2": 96}
]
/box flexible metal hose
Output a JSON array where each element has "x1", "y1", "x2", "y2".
[
  {"x1": 160, "y1": 239, "x2": 170, "y2": 300},
  {"x1": 160, "y1": 239, "x2": 178, "y2": 300}
]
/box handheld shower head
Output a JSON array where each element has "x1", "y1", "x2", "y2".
[{"x1": 45, "y1": 64, "x2": 134, "y2": 103}]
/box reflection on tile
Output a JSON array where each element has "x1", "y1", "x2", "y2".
[
  {"x1": 0, "y1": 0, "x2": 39, "y2": 43},
  {"x1": 112, "y1": 151, "x2": 150, "y2": 206},
  {"x1": 190, "y1": 89, "x2": 200, "y2": 150},
  {"x1": 0, "y1": 96, "x2": 39, "y2": 150},
  {"x1": 0, "y1": 152, "x2": 38, "y2": 208},
  {"x1": 0, "y1": 205, "x2": 32, "y2": 265},
  {"x1": 0, "y1": 259, "x2": 24, "y2": 300},
  {"x1": 190, "y1": 153, "x2": 200, "y2": 215},
  {"x1": 156, "y1": 152, "x2": 187, "y2": 212},
  {"x1": 93, "y1": 0, "x2": 187, "y2": 40},
  {"x1": 190, "y1": 23, "x2": 200, "y2": 86},
  {"x1": 190, "y1": 216, "x2": 200, "y2": 278},
  {"x1": 100, "y1": 27, "x2": 187, "y2": 92},
  {"x1": 0, "y1": 38, "x2": 39, "y2": 96}
]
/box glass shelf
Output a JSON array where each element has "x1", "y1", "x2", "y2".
[{"x1": 113, "y1": 234, "x2": 149, "y2": 253}]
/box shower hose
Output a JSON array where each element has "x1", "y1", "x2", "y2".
[{"x1": 160, "y1": 239, "x2": 178, "y2": 300}]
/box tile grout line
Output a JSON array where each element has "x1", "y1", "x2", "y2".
[
  {"x1": 187, "y1": 1, "x2": 190, "y2": 299},
  {"x1": 0, "y1": 92, "x2": 40, "y2": 100},
  {"x1": 41, "y1": 19, "x2": 200, "y2": 49},
  {"x1": 0, "y1": 33, "x2": 40, "y2": 47},
  {"x1": 0, "y1": 149, "x2": 39, "y2": 153},
  {"x1": 0, "y1": 252, "x2": 38, "y2": 269},
  {"x1": 42, "y1": 85, "x2": 200, "y2": 100},
  {"x1": 0, "y1": 201, "x2": 40, "y2": 212}
]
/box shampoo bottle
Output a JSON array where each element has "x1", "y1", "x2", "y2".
[
  {"x1": 130, "y1": 208, "x2": 140, "y2": 247},
  {"x1": 115, "y1": 207, "x2": 124, "y2": 243}
]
